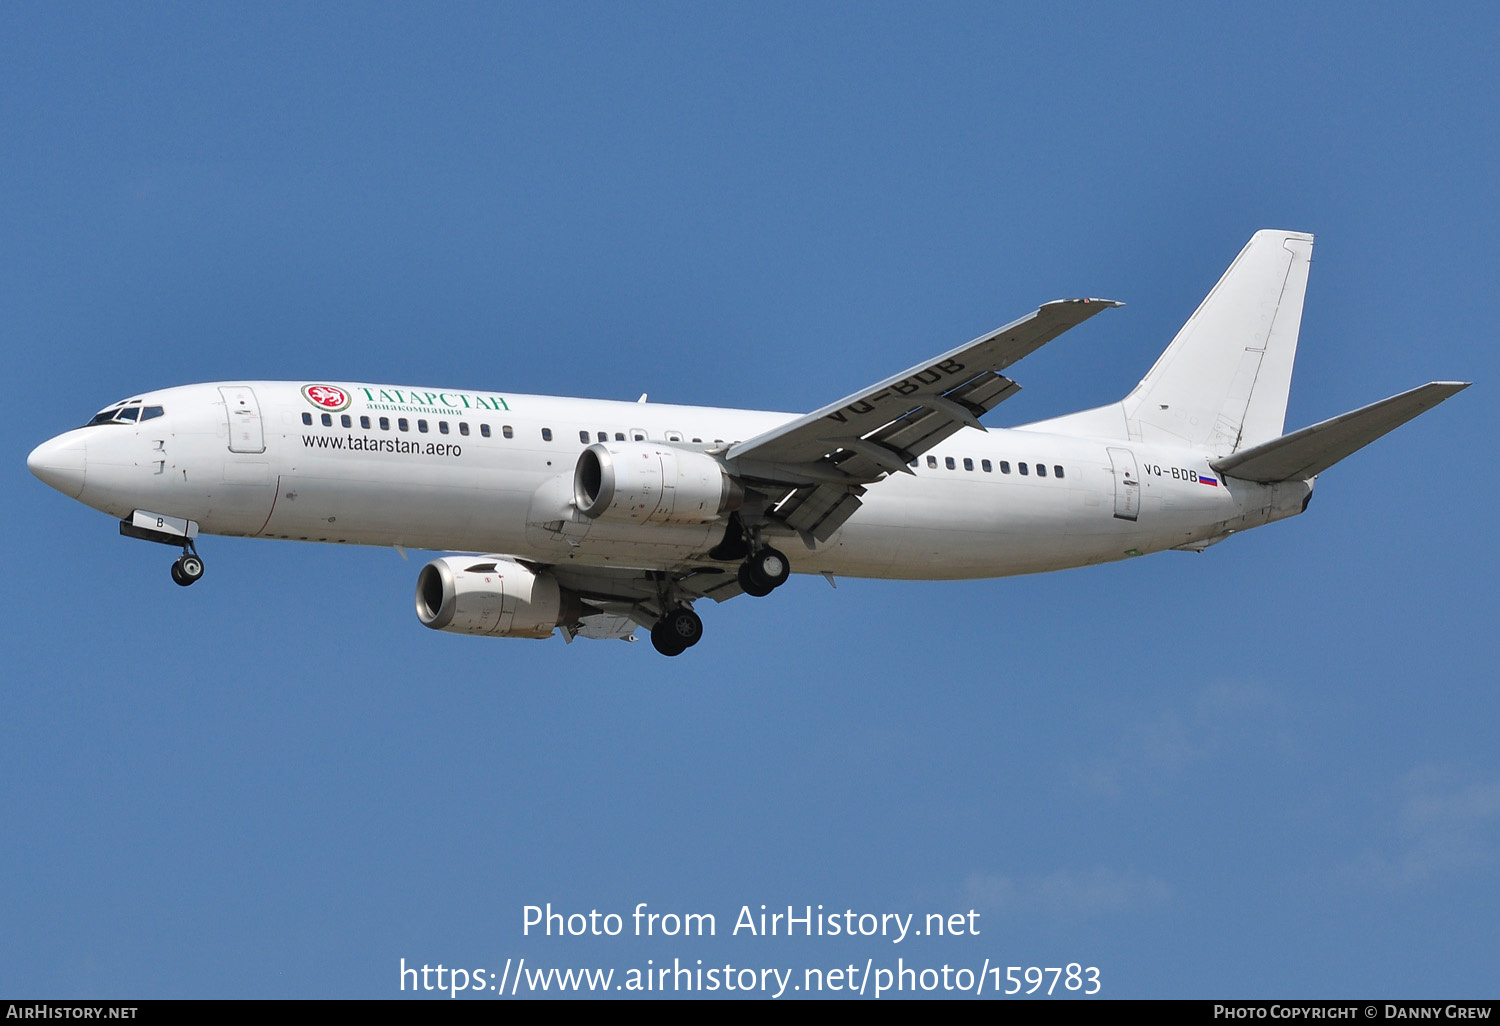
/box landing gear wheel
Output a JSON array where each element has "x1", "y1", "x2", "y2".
[
  {"x1": 752, "y1": 547, "x2": 790, "y2": 588},
  {"x1": 650, "y1": 607, "x2": 703, "y2": 656},
  {"x1": 172, "y1": 554, "x2": 204, "y2": 587},
  {"x1": 737, "y1": 561, "x2": 775, "y2": 597},
  {"x1": 739, "y1": 547, "x2": 789, "y2": 596}
]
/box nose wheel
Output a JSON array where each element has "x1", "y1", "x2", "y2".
[
  {"x1": 170, "y1": 547, "x2": 205, "y2": 587},
  {"x1": 738, "y1": 546, "x2": 790, "y2": 598}
]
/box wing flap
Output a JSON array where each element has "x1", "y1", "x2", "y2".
[
  {"x1": 862, "y1": 373, "x2": 1022, "y2": 460},
  {"x1": 1211, "y1": 381, "x2": 1469, "y2": 483},
  {"x1": 775, "y1": 483, "x2": 867, "y2": 542}
]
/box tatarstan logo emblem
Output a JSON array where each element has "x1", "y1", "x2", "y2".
[{"x1": 302, "y1": 384, "x2": 351, "y2": 412}]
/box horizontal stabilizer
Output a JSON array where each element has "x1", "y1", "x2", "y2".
[{"x1": 1211, "y1": 382, "x2": 1469, "y2": 483}]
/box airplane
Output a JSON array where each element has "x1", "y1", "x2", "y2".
[{"x1": 27, "y1": 230, "x2": 1468, "y2": 656}]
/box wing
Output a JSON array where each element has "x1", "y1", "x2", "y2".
[{"x1": 726, "y1": 298, "x2": 1121, "y2": 541}]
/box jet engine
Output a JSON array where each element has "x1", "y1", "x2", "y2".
[
  {"x1": 573, "y1": 442, "x2": 743, "y2": 525},
  {"x1": 415, "y1": 556, "x2": 583, "y2": 638}
]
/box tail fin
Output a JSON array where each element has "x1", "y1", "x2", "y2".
[
  {"x1": 1023, "y1": 230, "x2": 1314, "y2": 455},
  {"x1": 1125, "y1": 229, "x2": 1313, "y2": 453}
]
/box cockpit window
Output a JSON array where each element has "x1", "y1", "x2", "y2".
[{"x1": 85, "y1": 401, "x2": 158, "y2": 427}]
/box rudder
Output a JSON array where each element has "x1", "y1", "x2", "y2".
[{"x1": 1123, "y1": 230, "x2": 1313, "y2": 454}]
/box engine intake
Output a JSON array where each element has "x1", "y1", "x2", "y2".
[
  {"x1": 574, "y1": 442, "x2": 743, "y2": 525},
  {"x1": 415, "y1": 556, "x2": 582, "y2": 638}
]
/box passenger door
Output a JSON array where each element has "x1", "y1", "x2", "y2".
[
  {"x1": 220, "y1": 386, "x2": 266, "y2": 453},
  {"x1": 1107, "y1": 447, "x2": 1140, "y2": 522}
]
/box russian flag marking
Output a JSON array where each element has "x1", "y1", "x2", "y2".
[{"x1": 1199, "y1": 475, "x2": 1219, "y2": 487}]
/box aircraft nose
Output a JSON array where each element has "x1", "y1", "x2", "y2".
[{"x1": 27, "y1": 432, "x2": 88, "y2": 499}]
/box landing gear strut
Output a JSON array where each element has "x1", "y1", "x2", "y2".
[
  {"x1": 738, "y1": 546, "x2": 790, "y2": 598},
  {"x1": 651, "y1": 606, "x2": 703, "y2": 657},
  {"x1": 170, "y1": 544, "x2": 205, "y2": 587}
]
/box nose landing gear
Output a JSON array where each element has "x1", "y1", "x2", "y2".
[
  {"x1": 119, "y1": 511, "x2": 206, "y2": 588},
  {"x1": 168, "y1": 538, "x2": 205, "y2": 587},
  {"x1": 170, "y1": 548, "x2": 205, "y2": 587}
]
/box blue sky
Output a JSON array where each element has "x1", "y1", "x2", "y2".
[{"x1": 3, "y1": 3, "x2": 1496, "y2": 999}]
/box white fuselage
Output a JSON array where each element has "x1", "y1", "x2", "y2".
[{"x1": 34, "y1": 381, "x2": 1312, "y2": 579}]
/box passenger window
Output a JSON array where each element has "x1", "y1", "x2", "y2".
[
  {"x1": 598, "y1": 432, "x2": 608, "y2": 442},
  {"x1": 1054, "y1": 465, "x2": 1064, "y2": 479},
  {"x1": 632, "y1": 432, "x2": 644, "y2": 441},
  {"x1": 459, "y1": 422, "x2": 469, "y2": 436},
  {"x1": 909, "y1": 459, "x2": 919, "y2": 467},
  {"x1": 418, "y1": 420, "x2": 428, "y2": 433},
  {"x1": 481, "y1": 424, "x2": 491, "y2": 438},
  {"x1": 692, "y1": 437, "x2": 702, "y2": 443},
  {"x1": 341, "y1": 414, "x2": 351, "y2": 428},
  {"x1": 579, "y1": 430, "x2": 590, "y2": 443},
  {"x1": 982, "y1": 459, "x2": 992, "y2": 472},
  {"x1": 360, "y1": 416, "x2": 370, "y2": 429},
  {"x1": 615, "y1": 432, "x2": 625, "y2": 441},
  {"x1": 945, "y1": 457, "x2": 955, "y2": 470},
  {"x1": 321, "y1": 413, "x2": 332, "y2": 427},
  {"x1": 542, "y1": 428, "x2": 553, "y2": 441},
  {"x1": 1037, "y1": 463, "x2": 1047, "y2": 477},
  {"x1": 963, "y1": 458, "x2": 974, "y2": 471},
  {"x1": 666, "y1": 431, "x2": 682, "y2": 442},
  {"x1": 398, "y1": 418, "x2": 409, "y2": 432},
  {"x1": 302, "y1": 412, "x2": 313, "y2": 426},
  {"x1": 142, "y1": 406, "x2": 164, "y2": 421},
  {"x1": 502, "y1": 425, "x2": 513, "y2": 439},
  {"x1": 380, "y1": 417, "x2": 390, "y2": 430},
  {"x1": 439, "y1": 421, "x2": 449, "y2": 434},
  {"x1": 1000, "y1": 461, "x2": 1011, "y2": 474},
  {"x1": 1019, "y1": 462, "x2": 1029, "y2": 475},
  {"x1": 927, "y1": 456, "x2": 938, "y2": 469}
]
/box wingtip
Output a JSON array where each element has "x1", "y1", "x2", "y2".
[
  {"x1": 1045, "y1": 297, "x2": 1125, "y2": 308},
  {"x1": 1425, "y1": 380, "x2": 1472, "y2": 395}
]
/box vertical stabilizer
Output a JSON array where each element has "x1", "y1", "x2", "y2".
[{"x1": 1124, "y1": 230, "x2": 1313, "y2": 453}]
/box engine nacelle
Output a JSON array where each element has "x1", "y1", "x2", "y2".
[
  {"x1": 415, "y1": 556, "x2": 582, "y2": 638},
  {"x1": 574, "y1": 442, "x2": 743, "y2": 525}
]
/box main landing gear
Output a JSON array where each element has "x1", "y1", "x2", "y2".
[
  {"x1": 651, "y1": 606, "x2": 703, "y2": 657},
  {"x1": 711, "y1": 517, "x2": 792, "y2": 598},
  {"x1": 737, "y1": 546, "x2": 790, "y2": 598},
  {"x1": 646, "y1": 545, "x2": 792, "y2": 657},
  {"x1": 169, "y1": 543, "x2": 205, "y2": 587}
]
